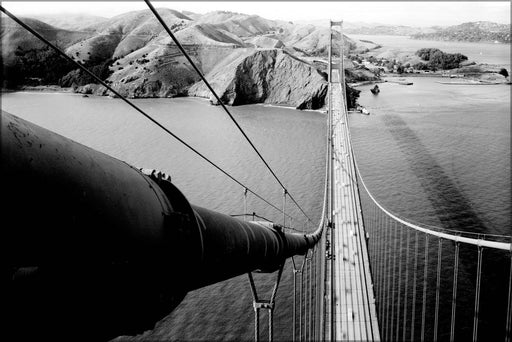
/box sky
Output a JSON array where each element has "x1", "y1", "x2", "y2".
[{"x1": 1, "y1": 1, "x2": 510, "y2": 27}]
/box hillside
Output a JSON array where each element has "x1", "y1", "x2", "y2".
[
  {"x1": 195, "y1": 11, "x2": 285, "y2": 37},
  {"x1": 65, "y1": 8, "x2": 193, "y2": 62},
  {"x1": 188, "y1": 49, "x2": 328, "y2": 109},
  {"x1": 412, "y1": 21, "x2": 511, "y2": 43},
  {"x1": 1, "y1": 15, "x2": 90, "y2": 65},
  {"x1": 3, "y1": 8, "x2": 374, "y2": 108},
  {"x1": 30, "y1": 13, "x2": 107, "y2": 31}
]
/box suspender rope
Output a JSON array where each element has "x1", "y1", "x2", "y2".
[
  {"x1": 396, "y1": 223, "x2": 404, "y2": 340},
  {"x1": 247, "y1": 272, "x2": 261, "y2": 342},
  {"x1": 403, "y1": 227, "x2": 411, "y2": 341},
  {"x1": 374, "y1": 202, "x2": 379, "y2": 331},
  {"x1": 411, "y1": 230, "x2": 419, "y2": 341},
  {"x1": 434, "y1": 238, "x2": 443, "y2": 342},
  {"x1": 390, "y1": 220, "x2": 398, "y2": 341},
  {"x1": 308, "y1": 250, "x2": 313, "y2": 342},
  {"x1": 0, "y1": 5, "x2": 304, "y2": 230},
  {"x1": 375, "y1": 208, "x2": 381, "y2": 325},
  {"x1": 379, "y1": 209, "x2": 385, "y2": 329},
  {"x1": 472, "y1": 246, "x2": 483, "y2": 342},
  {"x1": 386, "y1": 215, "x2": 393, "y2": 341},
  {"x1": 244, "y1": 188, "x2": 248, "y2": 222},
  {"x1": 144, "y1": 0, "x2": 313, "y2": 225},
  {"x1": 247, "y1": 265, "x2": 285, "y2": 342},
  {"x1": 293, "y1": 258, "x2": 297, "y2": 342},
  {"x1": 299, "y1": 256, "x2": 307, "y2": 342},
  {"x1": 450, "y1": 241, "x2": 460, "y2": 342},
  {"x1": 269, "y1": 265, "x2": 284, "y2": 342},
  {"x1": 421, "y1": 235, "x2": 430, "y2": 342}
]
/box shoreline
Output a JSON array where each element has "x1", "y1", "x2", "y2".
[
  {"x1": 1, "y1": 87, "x2": 328, "y2": 112},
  {"x1": 350, "y1": 72, "x2": 510, "y2": 87}
]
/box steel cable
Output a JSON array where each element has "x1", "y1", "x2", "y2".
[
  {"x1": 144, "y1": 0, "x2": 314, "y2": 225},
  {"x1": 0, "y1": 5, "x2": 306, "y2": 228}
]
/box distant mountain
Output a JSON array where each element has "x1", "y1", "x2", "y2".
[
  {"x1": 30, "y1": 13, "x2": 107, "y2": 31},
  {"x1": 3, "y1": 8, "x2": 379, "y2": 108},
  {"x1": 412, "y1": 21, "x2": 511, "y2": 43},
  {"x1": 1, "y1": 16, "x2": 90, "y2": 65},
  {"x1": 344, "y1": 24, "x2": 436, "y2": 36},
  {"x1": 195, "y1": 10, "x2": 289, "y2": 38},
  {"x1": 66, "y1": 8, "x2": 193, "y2": 61}
]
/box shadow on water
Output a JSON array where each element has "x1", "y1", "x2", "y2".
[
  {"x1": 382, "y1": 114, "x2": 488, "y2": 233},
  {"x1": 377, "y1": 113, "x2": 510, "y2": 342}
]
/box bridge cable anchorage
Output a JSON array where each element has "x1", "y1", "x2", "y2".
[
  {"x1": 0, "y1": 5, "x2": 306, "y2": 228},
  {"x1": 143, "y1": 0, "x2": 314, "y2": 225}
]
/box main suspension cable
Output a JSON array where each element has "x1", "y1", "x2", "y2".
[
  {"x1": 0, "y1": 5, "x2": 297, "y2": 223},
  {"x1": 144, "y1": 0, "x2": 314, "y2": 224}
]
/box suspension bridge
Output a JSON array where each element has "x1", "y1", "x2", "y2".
[{"x1": 3, "y1": 2, "x2": 512, "y2": 341}]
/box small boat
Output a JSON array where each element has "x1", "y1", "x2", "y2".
[
  {"x1": 370, "y1": 85, "x2": 380, "y2": 94},
  {"x1": 356, "y1": 105, "x2": 370, "y2": 115}
]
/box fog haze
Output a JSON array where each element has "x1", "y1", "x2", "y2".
[{"x1": 2, "y1": 1, "x2": 510, "y2": 27}]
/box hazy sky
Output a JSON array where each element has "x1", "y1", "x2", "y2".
[{"x1": 2, "y1": 1, "x2": 510, "y2": 27}]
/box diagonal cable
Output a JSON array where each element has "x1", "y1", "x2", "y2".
[
  {"x1": 144, "y1": 0, "x2": 313, "y2": 224},
  {"x1": 0, "y1": 5, "x2": 298, "y2": 222}
]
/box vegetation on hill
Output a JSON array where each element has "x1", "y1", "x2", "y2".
[
  {"x1": 2, "y1": 46, "x2": 76, "y2": 88},
  {"x1": 413, "y1": 48, "x2": 468, "y2": 71},
  {"x1": 60, "y1": 57, "x2": 114, "y2": 88}
]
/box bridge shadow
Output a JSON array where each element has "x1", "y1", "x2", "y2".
[
  {"x1": 381, "y1": 114, "x2": 509, "y2": 341},
  {"x1": 381, "y1": 114, "x2": 488, "y2": 233}
]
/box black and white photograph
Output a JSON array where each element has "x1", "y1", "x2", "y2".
[{"x1": 2, "y1": 1, "x2": 510, "y2": 341}]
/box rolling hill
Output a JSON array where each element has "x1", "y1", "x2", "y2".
[
  {"x1": 29, "y1": 13, "x2": 107, "y2": 31},
  {"x1": 1, "y1": 15, "x2": 91, "y2": 65},
  {"x1": 412, "y1": 21, "x2": 510, "y2": 43},
  {"x1": 3, "y1": 8, "x2": 378, "y2": 108}
]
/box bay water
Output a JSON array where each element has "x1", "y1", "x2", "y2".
[{"x1": 351, "y1": 75, "x2": 510, "y2": 341}]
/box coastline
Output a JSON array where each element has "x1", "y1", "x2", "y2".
[
  {"x1": 350, "y1": 72, "x2": 510, "y2": 87},
  {"x1": 1, "y1": 88, "x2": 329, "y2": 112},
  {"x1": 1, "y1": 85, "x2": 75, "y2": 95}
]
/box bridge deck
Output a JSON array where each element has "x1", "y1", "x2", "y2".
[{"x1": 329, "y1": 70, "x2": 380, "y2": 341}]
